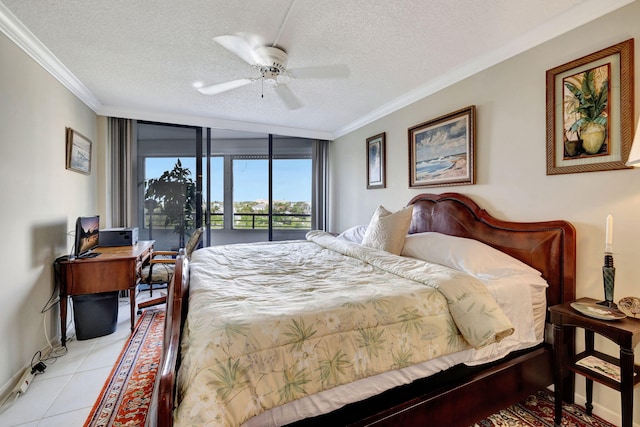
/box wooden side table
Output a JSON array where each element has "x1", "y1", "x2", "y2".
[{"x1": 549, "y1": 297, "x2": 640, "y2": 427}]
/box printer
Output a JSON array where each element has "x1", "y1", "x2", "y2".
[{"x1": 99, "y1": 227, "x2": 139, "y2": 246}]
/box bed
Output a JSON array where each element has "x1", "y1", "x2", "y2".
[{"x1": 150, "y1": 192, "x2": 576, "y2": 427}]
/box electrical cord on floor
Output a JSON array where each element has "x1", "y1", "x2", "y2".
[
  {"x1": 36, "y1": 256, "x2": 70, "y2": 360},
  {"x1": 1, "y1": 254, "x2": 74, "y2": 415},
  {"x1": 28, "y1": 271, "x2": 72, "y2": 379},
  {"x1": 0, "y1": 361, "x2": 48, "y2": 415},
  {"x1": 32, "y1": 309, "x2": 71, "y2": 370},
  {"x1": 39, "y1": 299, "x2": 72, "y2": 363}
]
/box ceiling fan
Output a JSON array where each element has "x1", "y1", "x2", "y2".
[{"x1": 196, "y1": 33, "x2": 350, "y2": 110}]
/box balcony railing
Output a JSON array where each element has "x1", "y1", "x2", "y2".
[
  {"x1": 231, "y1": 213, "x2": 311, "y2": 229},
  {"x1": 144, "y1": 212, "x2": 311, "y2": 230}
]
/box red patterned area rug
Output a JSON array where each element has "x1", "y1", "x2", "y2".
[
  {"x1": 84, "y1": 308, "x2": 165, "y2": 427},
  {"x1": 472, "y1": 389, "x2": 617, "y2": 427}
]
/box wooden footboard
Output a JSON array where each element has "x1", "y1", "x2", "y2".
[{"x1": 150, "y1": 193, "x2": 576, "y2": 427}]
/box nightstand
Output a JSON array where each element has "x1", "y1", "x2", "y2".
[{"x1": 549, "y1": 297, "x2": 640, "y2": 427}]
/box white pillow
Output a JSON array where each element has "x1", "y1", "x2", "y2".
[
  {"x1": 336, "y1": 225, "x2": 367, "y2": 244},
  {"x1": 361, "y1": 205, "x2": 413, "y2": 255},
  {"x1": 401, "y1": 232, "x2": 541, "y2": 280}
]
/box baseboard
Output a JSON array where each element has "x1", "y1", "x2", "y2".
[
  {"x1": 0, "y1": 296, "x2": 75, "y2": 401},
  {"x1": 545, "y1": 384, "x2": 634, "y2": 427},
  {"x1": 0, "y1": 367, "x2": 23, "y2": 397},
  {"x1": 573, "y1": 391, "x2": 634, "y2": 427},
  {"x1": 0, "y1": 340, "x2": 54, "y2": 399}
]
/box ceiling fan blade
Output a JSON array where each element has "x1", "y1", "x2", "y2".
[
  {"x1": 197, "y1": 78, "x2": 254, "y2": 95},
  {"x1": 213, "y1": 34, "x2": 264, "y2": 66},
  {"x1": 274, "y1": 84, "x2": 303, "y2": 110},
  {"x1": 289, "y1": 65, "x2": 350, "y2": 79}
]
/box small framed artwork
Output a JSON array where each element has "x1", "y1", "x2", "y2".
[
  {"x1": 408, "y1": 106, "x2": 475, "y2": 188},
  {"x1": 65, "y1": 127, "x2": 92, "y2": 174},
  {"x1": 546, "y1": 38, "x2": 634, "y2": 175},
  {"x1": 367, "y1": 132, "x2": 386, "y2": 189}
]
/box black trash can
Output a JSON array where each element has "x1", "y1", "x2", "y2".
[{"x1": 72, "y1": 291, "x2": 119, "y2": 340}]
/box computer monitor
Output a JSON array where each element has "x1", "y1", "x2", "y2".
[{"x1": 73, "y1": 215, "x2": 100, "y2": 258}]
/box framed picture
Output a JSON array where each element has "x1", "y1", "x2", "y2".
[
  {"x1": 546, "y1": 38, "x2": 634, "y2": 175},
  {"x1": 408, "y1": 106, "x2": 475, "y2": 188},
  {"x1": 366, "y1": 132, "x2": 386, "y2": 189},
  {"x1": 65, "y1": 127, "x2": 92, "y2": 174}
]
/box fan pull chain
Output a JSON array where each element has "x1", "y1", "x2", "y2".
[{"x1": 261, "y1": 76, "x2": 264, "y2": 98}]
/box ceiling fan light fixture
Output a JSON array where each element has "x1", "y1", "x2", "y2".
[
  {"x1": 261, "y1": 68, "x2": 281, "y2": 84},
  {"x1": 255, "y1": 46, "x2": 288, "y2": 69}
]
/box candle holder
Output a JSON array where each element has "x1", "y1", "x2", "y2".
[{"x1": 597, "y1": 253, "x2": 616, "y2": 308}]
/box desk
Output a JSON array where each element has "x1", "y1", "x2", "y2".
[
  {"x1": 549, "y1": 297, "x2": 640, "y2": 427},
  {"x1": 57, "y1": 241, "x2": 154, "y2": 346}
]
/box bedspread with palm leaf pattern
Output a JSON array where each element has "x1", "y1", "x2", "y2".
[{"x1": 174, "y1": 231, "x2": 514, "y2": 426}]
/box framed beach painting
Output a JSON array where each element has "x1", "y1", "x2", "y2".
[
  {"x1": 366, "y1": 132, "x2": 386, "y2": 189},
  {"x1": 65, "y1": 127, "x2": 92, "y2": 175},
  {"x1": 546, "y1": 38, "x2": 634, "y2": 175},
  {"x1": 408, "y1": 106, "x2": 475, "y2": 188}
]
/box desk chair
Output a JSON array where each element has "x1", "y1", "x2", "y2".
[{"x1": 137, "y1": 227, "x2": 203, "y2": 310}]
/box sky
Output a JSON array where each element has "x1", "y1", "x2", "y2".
[{"x1": 145, "y1": 157, "x2": 311, "y2": 202}]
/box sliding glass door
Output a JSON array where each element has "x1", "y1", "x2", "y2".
[
  {"x1": 209, "y1": 131, "x2": 313, "y2": 244},
  {"x1": 135, "y1": 122, "x2": 321, "y2": 248},
  {"x1": 136, "y1": 122, "x2": 203, "y2": 251},
  {"x1": 271, "y1": 136, "x2": 313, "y2": 241}
]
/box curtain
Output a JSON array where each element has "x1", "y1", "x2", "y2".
[
  {"x1": 108, "y1": 118, "x2": 132, "y2": 227},
  {"x1": 311, "y1": 139, "x2": 330, "y2": 231}
]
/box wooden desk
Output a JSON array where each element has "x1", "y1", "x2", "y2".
[{"x1": 57, "y1": 241, "x2": 154, "y2": 346}]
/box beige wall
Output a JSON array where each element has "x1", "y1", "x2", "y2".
[
  {"x1": 330, "y1": 2, "x2": 640, "y2": 425},
  {"x1": 0, "y1": 33, "x2": 98, "y2": 392}
]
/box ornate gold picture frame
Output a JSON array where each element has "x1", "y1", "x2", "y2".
[
  {"x1": 408, "y1": 106, "x2": 475, "y2": 188},
  {"x1": 546, "y1": 39, "x2": 634, "y2": 175}
]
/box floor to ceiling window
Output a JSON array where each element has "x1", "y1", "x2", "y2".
[
  {"x1": 271, "y1": 135, "x2": 313, "y2": 241},
  {"x1": 135, "y1": 122, "x2": 320, "y2": 248},
  {"x1": 136, "y1": 122, "x2": 202, "y2": 251}
]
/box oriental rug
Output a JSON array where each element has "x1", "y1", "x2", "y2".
[
  {"x1": 472, "y1": 388, "x2": 617, "y2": 427},
  {"x1": 84, "y1": 307, "x2": 165, "y2": 427},
  {"x1": 84, "y1": 308, "x2": 616, "y2": 427}
]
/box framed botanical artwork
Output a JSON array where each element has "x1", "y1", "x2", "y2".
[
  {"x1": 65, "y1": 127, "x2": 92, "y2": 174},
  {"x1": 408, "y1": 106, "x2": 475, "y2": 188},
  {"x1": 366, "y1": 132, "x2": 386, "y2": 189},
  {"x1": 546, "y1": 38, "x2": 634, "y2": 175}
]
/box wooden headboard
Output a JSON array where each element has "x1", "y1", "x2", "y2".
[{"x1": 407, "y1": 193, "x2": 576, "y2": 308}]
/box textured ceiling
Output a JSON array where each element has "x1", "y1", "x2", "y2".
[{"x1": 0, "y1": 0, "x2": 634, "y2": 139}]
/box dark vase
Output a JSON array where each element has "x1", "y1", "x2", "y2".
[{"x1": 564, "y1": 140, "x2": 582, "y2": 157}]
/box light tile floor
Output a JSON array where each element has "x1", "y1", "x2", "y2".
[{"x1": 0, "y1": 292, "x2": 161, "y2": 426}]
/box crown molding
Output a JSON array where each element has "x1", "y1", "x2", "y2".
[
  {"x1": 97, "y1": 104, "x2": 334, "y2": 140},
  {"x1": 333, "y1": 0, "x2": 636, "y2": 139},
  {"x1": 0, "y1": 2, "x2": 102, "y2": 111}
]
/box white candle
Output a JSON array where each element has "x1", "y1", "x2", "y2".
[{"x1": 605, "y1": 214, "x2": 613, "y2": 252}]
